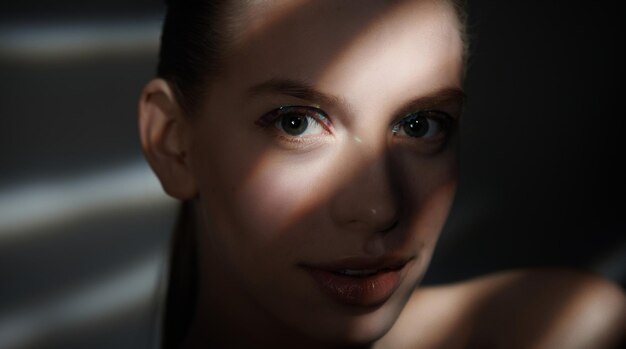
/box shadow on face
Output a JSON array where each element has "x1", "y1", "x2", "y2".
[
  {"x1": 175, "y1": 0, "x2": 465, "y2": 344},
  {"x1": 190, "y1": 0, "x2": 463, "y2": 242}
]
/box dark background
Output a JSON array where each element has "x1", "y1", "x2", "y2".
[
  {"x1": 425, "y1": 1, "x2": 625, "y2": 285},
  {"x1": 0, "y1": 1, "x2": 624, "y2": 348}
]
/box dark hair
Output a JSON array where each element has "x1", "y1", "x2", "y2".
[
  {"x1": 452, "y1": 0, "x2": 470, "y2": 69},
  {"x1": 157, "y1": 0, "x2": 468, "y2": 115},
  {"x1": 157, "y1": 0, "x2": 234, "y2": 115}
]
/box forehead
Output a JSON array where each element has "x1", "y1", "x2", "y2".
[{"x1": 222, "y1": 0, "x2": 463, "y2": 104}]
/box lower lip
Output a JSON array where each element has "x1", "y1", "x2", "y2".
[{"x1": 305, "y1": 265, "x2": 408, "y2": 307}]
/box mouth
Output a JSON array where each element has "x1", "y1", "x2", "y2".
[{"x1": 301, "y1": 256, "x2": 415, "y2": 307}]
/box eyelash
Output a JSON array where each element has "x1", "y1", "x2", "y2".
[
  {"x1": 391, "y1": 110, "x2": 453, "y2": 142},
  {"x1": 255, "y1": 106, "x2": 332, "y2": 139},
  {"x1": 256, "y1": 106, "x2": 453, "y2": 143}
]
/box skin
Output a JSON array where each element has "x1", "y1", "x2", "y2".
[{"x1": 138, "y1": 0, "x2": 626, "y2": 348}]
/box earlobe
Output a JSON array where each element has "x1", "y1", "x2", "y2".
[{"x1": 138, "y1": 79, "x2": 198, "y2": 199}]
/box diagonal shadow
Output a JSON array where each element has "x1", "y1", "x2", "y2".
[{"x1": 188, "y1": 0, "x2": 464, "y2": 257}]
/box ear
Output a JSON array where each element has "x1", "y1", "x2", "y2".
[{"x1": 138, "y1": 79, "x2": 197, "y2": 199}]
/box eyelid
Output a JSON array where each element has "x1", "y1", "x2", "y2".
[
  {"x1": 256, "y1": 105, "x2": 332, "y2": 130},
  {"x1": 391, "y1": 109, "x2": 452, "y2": 134}
]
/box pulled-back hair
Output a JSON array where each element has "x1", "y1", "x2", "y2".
[{"x1": 157, "y1": 0, "x2": 234, "y2": 115}]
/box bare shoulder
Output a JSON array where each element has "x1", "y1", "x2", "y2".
[
  {"x1": 463, "y1": 268, "x2": 626, "y2": 349},
  {"x1": 383, "y1": 269, "x2": 626, "y2": 349}
]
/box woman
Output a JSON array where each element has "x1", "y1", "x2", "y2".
[{"x1": 138, "y1": 0, "x2": 626, "y2": 348}]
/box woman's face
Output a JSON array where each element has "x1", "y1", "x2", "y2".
[{"x1": 185, "y1": 0, "x2": 464, "y2": 345}]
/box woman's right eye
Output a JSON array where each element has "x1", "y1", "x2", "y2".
[{"x1": 257, "y1": 106, "x2": 331, "y2": 138}]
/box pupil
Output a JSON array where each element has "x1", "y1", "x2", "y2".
[
  {"x1": 403, "y1": 115, "x2": 428, "y2": 137},
  {"x1": 281, "y1": 114, "x2": 308, "y2": 135}
]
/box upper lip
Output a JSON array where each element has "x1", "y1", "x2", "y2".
[{"x1": 301, "y1": 255, "x2": 415, "y2": 273}]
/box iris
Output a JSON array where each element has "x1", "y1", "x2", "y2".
[
  {"x1": 281, "y1": 113, "x2": 309, "y2": 136},
  {"x1": 403, "y1": 114, "x2": 429, "y2": 138}
]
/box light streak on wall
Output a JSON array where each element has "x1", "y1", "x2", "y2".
[
  {"x1": 0, "y1": 160, "x2": 176, "y2": 240},
  {"x1": 0, "y1": 251, "x2": 165, "y2": 349},
  {"x1": 0, "y1": 17, "x2": 162, "y2": 62}
]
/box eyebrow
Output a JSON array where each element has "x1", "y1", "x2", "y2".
[
  {"x1": 247, "y1": 77, "x2": 465, "y2": 114},
  {"x1": 396, "y1": 87, "x2": 466, "y2": 117},
  {"x1": 247, "y1": 78, "x2": 344, "y2": 107}
]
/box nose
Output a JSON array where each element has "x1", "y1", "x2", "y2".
[{"x1": 329, "y1": 148, "x2": 401, "y2": 233}]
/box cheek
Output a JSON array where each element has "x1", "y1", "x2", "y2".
[
  {"x1": 235, "y1": 152, "x2": 337, "y2": 235},
  {"x1": 414, "y1": 174, "x2": 457, "y2": 246},
  {"x1": 395, "y1": 150, "x2": 459, "y2": 248}
]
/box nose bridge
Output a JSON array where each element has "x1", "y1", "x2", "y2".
[{"x1": 329, "y1": 140, "x2": 401, "y2": 232}]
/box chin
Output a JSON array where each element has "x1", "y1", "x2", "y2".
[
  {"x1": 292, "y1": 289, "x2": 411, "y2": 348},
  {"x1": 343, "y1": 311, "x2": 400, "y2": 345}
]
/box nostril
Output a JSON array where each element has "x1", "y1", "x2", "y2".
[{"x1": 378, "y1": 218, "x2": 399, "y2": 234}]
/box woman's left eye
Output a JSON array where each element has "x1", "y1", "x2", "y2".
[
  {"x1": 257, "y1": 106, "x2": 331, "y2": 137},
  {"x1": 391, "y1": 110, "x2": 451, "y2": 140}
]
